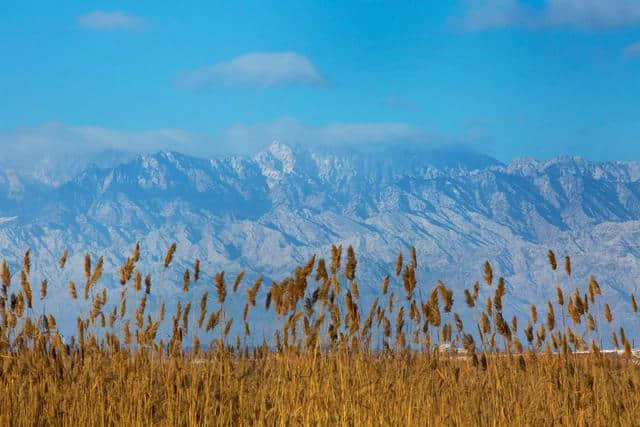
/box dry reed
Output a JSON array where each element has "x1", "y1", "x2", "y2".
[{"x1": 0, "y1": 244, "x2": 638, "y2": 426}]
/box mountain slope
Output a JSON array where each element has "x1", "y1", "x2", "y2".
[{"x1": 1, "y1": 142, "x2": 640, "y2": 340}]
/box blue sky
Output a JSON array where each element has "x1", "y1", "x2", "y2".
[{"x1": 2, "y1": 0, "x2": 640, "y2": 163}]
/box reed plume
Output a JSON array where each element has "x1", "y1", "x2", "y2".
[
  {"x1": 588, "y1": 276, "x2": 601, "y2": 296},
  {"x1": 223, "y1": 318, "x2": 233, "y2": 338},
  {"x1": 530, "y1": 304, "x2": 538, "y2": 323},
  {"x1": 546, "y1": 302, "x2": 555, "y2": 331},
  {"x1": 163, "y1": 243, "x2": 177, "y2": 268},
  {"x1": 23, "y1": 249, "x2": 31, "y2": 275},
  {"x1": 464, "y1": 289, "x2": 475, "y2": 308},
  {"x1": 134, "y1": 269, "x2": 142, "y2": 292},
  {"x1": 232, "y1": 271, "x2": 245, "y2": 293},
  {"x1": 132, "y1": 242, "x2": 140, "y2": 263},
  {"x1": 59, "y1": 249, "x2": 68, "y2": 269},
  {"x1": 89, "y1": 256, "x2": 104, "y2": 286},
  {"x1": 215, "y1": 272, "x2": 227, "y2": 303},
  {"x1": 109, "y1": 306, "x2": 117, "y2": 328},
  {"x1": 524, "y1": 323, "x2": 533, "y2": 344},
  {"x1": 410, "y1": 246, "x2": 417, "y2": 269},
  {"x1": 1, "y1": 261, "x2": 10, "y2": 295},
  {"x1": 604, "y1": 304, "x2": 613, "y2": 323},
  {"x1": 119, "y1": 289, "x2": 127, "y2": 319},
  {"x1": 68, "y1": 281, "x2": 77, "y2": 299},
  {"x1": 20, "y1": 270, "x2": 32, "y2": 309},
  {"x1": 246, "y1": 276, "x2": 262, "y2": 307},
  {"x1": 547, "y1": 250, "x2": 557, "y2": 271},
  {"x1": 39, "y1": 279, "x2": 47, "y2": 299},
  {"x1": 330, "y1": 245, "x2": 342, "y2": 275},
  {"x1": 345, "y1": 245, "x2": 357, "y2": 281},
  {"x1": 84, "y1": 253, "x2": 91, "y2": 279},
  {"x1": 402, "y1": 265, "x2": 416, "y2": 300},
  {"x1": 587, "y1": 314, "x2": 595, "y2": 333},
  {"x1": 556, "y1": 287, "x2": 564, "y2": 306},
  {"x1": 315, "y1": 259, "x2": 328, "y2": 282},
  {"x1": 382, "y1": 275, "x2": 390, "y2": 295},
  {"x1": 194, "y1": 258, "x2": 200, "y2": 282},
  {"x1": 144, "y1": 274, "x2": 152, "y2": 294},
  {"x1": 483, "y1": 261, "x2": 493, "y2": 286},
  {"x1": 182, "y1": 269, "x2": 190, "y2": 292},
  {"x1": 612, "y1": 331, "x2": 620, "y2": 349}
]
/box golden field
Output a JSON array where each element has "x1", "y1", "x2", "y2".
[{"x1": 1, "y1": 244, "x2": 639, "y2": 425}]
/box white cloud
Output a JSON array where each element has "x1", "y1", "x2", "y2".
[
  {"x1": 0, "y1": 119, "x2": 451, "y2": 183},
  {"x1": 221, "y1": 117, "x2": 442, "y2": 153},
  {"x1": 0, "y1": 123, "x2": 198, "y2": 155},
  {"x1": 462, "y1": 0, "x2": 640, "y2": 30},
  {"x1": 73, "y1": 126, "x2": 196, "y2": 151},
  {"x1": 0, "y1": 120, "x2": 436, "y2": 165},
  {"x1": 623, "y1": 41, "x2": 640, "y2": 58},
  {"x1": 0, "y1": 123, "x2": 203, "y2": 183},
  {"x1": 177, "y1": 52, "x2": 325, "y2": 89},
  {"x1": 77, "y1": 11, "x2": 147, "y2": 31}
]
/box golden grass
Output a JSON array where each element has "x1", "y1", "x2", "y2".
[
  {"x1": 1, "y1": 350, "x2": 640, "y2": 425},
  {"x1": 0, "y1": 244, "x2": 639, "y2": 425}
]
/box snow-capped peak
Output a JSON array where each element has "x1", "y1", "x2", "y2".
[{"x1": 254, "y1": 141, "x2": 298, "y2": 186}]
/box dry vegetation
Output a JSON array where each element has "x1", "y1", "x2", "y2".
[{"x1": 1, "y1": 244, "x2": 640, "y2": 425}]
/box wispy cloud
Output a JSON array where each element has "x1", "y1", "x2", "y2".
[
  {"x1": 0, "y1": 119, "x2": 441, "y2": 172},
  {"x1": 177, "y1": 52, "x2": 326, "y2": 89},
  {"x1": 221, "y1": 117, "x2": 442, "y2": 152},
  {"x1": 0, "y1": 119, "x2": 457, "y2": 184},
  {"x1": 461, "y1": 0, "x2": 640, "y2": 30},
  {"x1": 623, "y1": 41, "x2": 640, "y2": 58},
  {"x1": 0, "y1": 123, "x2": 202, "y2": 183},
  {"x1": 0, "y1": 123, "x2": 197, "y2": 154},
  {"x1": 77, "y1": 11, "x2": 147, "y2": 31}
]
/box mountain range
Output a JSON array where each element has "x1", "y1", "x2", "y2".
[{"x1": 2, "y1": 142, "x2": 640, "y2": 342}]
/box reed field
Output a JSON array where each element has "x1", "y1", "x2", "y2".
[{"x1": 1, "y1": 243, "x2": 640, "y2": 425}]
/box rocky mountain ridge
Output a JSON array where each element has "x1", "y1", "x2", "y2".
[{"x1": 1, "y1": 142, "x2": 639, "y2": 340}]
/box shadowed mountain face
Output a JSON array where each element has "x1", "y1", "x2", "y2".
[{"x1": 2, "y1": 142, "x2": 640, "y2": 339}]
